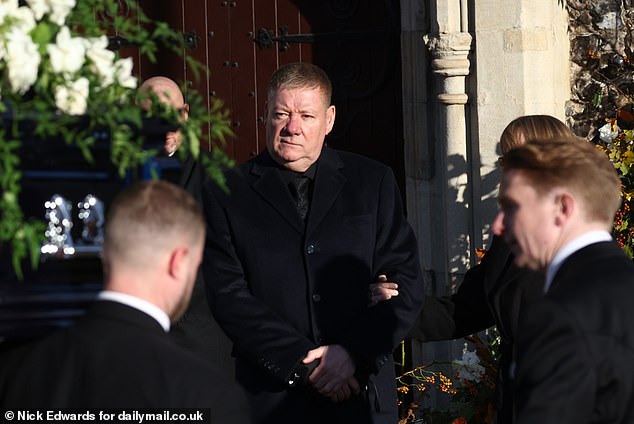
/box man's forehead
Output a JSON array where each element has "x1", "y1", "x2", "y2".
[
  {"x1": 151, "y1": 85, "x2": 182, "y2": 105},
  {"x1": 141, "y1": 80, "x2": 184, "y2": 107},
  {"x1": 270, "y1": 87, "x2": 327, "y2": 104}
]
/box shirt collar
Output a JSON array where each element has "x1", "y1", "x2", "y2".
[
  {"x1": 97, "y1": 290, "x2": 171, "y2": 332},
  {"x1": 544, "y1": 230, "x2": 612, "y2": 292},
  {"x1": 278, "y1": 160, "x2": 319, "y2": 184}
]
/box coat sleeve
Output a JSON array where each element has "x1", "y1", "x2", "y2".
[
  {"x1": 201, "y1": 182, "x2": 317, "y2": 385},
  {"x1": 410, "y1": 235, "x2": 518, "y2": 341},
  {"x1": 336, "y1": 167, "x2": 425, "y2": 370},
  {"x1": 410, "y1": 260, "x2": 492, "y2": 341}
]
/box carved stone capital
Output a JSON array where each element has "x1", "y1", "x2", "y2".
[
  {"x1": 424, "y1": 32, "x2": 472, "y2": 104},
  {"x1": 424, "y1": 32, "x2": 472, "y2": 77}
]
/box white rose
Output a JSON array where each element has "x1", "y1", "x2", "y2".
[
  {"x1": 25, "y1": 0, "x2": 74, "y2": 25},
  {"x1": 599, "y1": 122, "x2": 620, "y2": 144},
  {"x1": 453, "y1": 349, "x2": 486, "y2": 383},
  {"x1": 48, "y1": 0, "x2": 75, "y2": 26},
  {"x1": 54, "y1": 77, "x2": 89, "y2": 115},
  {"x1": 25, "y1": 0, "x2": 48, "y2": 21},
  {"x1": 5, "y1": 28, "x2": 41, "y2": 94},
  {"x1": 461, "y1": 350, "x2": 479, "y2": 366},
  {"x1": 114, "y1": 57, "x2": 137, "y2": 89},
  {"x1": 9, "y1": 5, "x2": 37, "y2": 34},
  {"x1": 0, "y1": 0, "x2": 20, "y2": 22},
  {"x1": 47, "y1": 26, "x2": 86, "y2": 75},
  {"x1": 85, "y1": 36, "x2": 115, "y2": 87}
]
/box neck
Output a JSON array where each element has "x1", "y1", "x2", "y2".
[
  {"x1": 280, "y1": 160, "x2": 313, "y2": 173},
  {"x1": 105, "y1": 272, "x2": 169, "y2": 315},
  {"x1": 550, "y1": 220, "x2": 611, "y2": 263}
]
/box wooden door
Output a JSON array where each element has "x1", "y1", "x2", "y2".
[{"x1": 137, "y1": 0, "x2": 405, "y2": 186}]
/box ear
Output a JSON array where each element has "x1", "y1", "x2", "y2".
[
  {"x1": 492, "y1": 210, "x2": 505, "y2": 236},
  {"x1": 181, "y1": 103, "x2": 189, "y2": 121},
  {"x1": 325, "y1": 105, "x2": 336, "y2": 135},
  {"x1": 167, "y1": 246, "x2": 190, "y2": 281},
  {"x1": 555, "y1": 192, "x2": 575, "y2": 226}
]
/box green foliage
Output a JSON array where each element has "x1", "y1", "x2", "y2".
[{"x1": 595, "y1": 120, "x2": 634, "y2": 259}]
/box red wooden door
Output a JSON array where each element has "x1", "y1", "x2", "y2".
[{"x1": 136, "y1": 0, "x2": 404, "y2": 186}]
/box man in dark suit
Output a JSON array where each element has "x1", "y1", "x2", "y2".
[
  {"x1": 0, "y1": 181, "x2": 250, "y2": 421},
  {"x1": 202, "y1": 62, "x2": 425, "y2": 423},
  {"x1": 369, "y1": 114, "x2": 571, "y2": 423},
  {"x1": 139, "y1": 76, "x2": 235, "y2": 374},
  {"x1": 492, "y1": 137, "x2": 634, "y2": 423}
]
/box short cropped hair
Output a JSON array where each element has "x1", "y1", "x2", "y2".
[
  {"x1": 500, "y1": 115, "x2": 572, "y2": 154},
  {"x1": 501, "y1": 137, "x2": 622, "y2": 225},
  {"x1": 102, "y1": 180, "x2": 204, "y2": 270},
  {"x1": 267, "y1": 62, "x2": 332, "y2": 106}
]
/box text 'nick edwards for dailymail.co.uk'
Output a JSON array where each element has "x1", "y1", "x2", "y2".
[{"x1": 1, "y1": 409, "x2": 208, "y2": 423}]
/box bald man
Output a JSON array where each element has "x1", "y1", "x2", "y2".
[
  {"x1": 139, "y1": 76, "x2": 189, "y2": 156},
  {"x1": 0, "y1": 181, "x2": 250, "y2": 420},
  {"x1": 139, "y1": 76, "x2": 236, "y2": 377}
]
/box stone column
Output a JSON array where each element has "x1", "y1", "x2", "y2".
[
  {"x1": 424, "y1": 31, "x2": 473, "y2": 287},
  {"x1": 401, "y1": 0, "x2": 474, "y2": 412}
]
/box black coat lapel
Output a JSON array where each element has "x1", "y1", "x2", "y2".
[
  {"x1": 306, "y1": 148, "x2": 345, "y2": 236},
  {"x1": 178, "y1": 156, "x2": 196, "y2": 188},
  {"x1": 250, "y1": 152, "x2": 305, "y2": 234}
]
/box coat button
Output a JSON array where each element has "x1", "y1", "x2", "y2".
[
  {"x1": 312, "y1": 293, "x2": 321, "y2": 302},
  {"x1": 305, "y1": 244, "x2": 316, "y2": 254}
]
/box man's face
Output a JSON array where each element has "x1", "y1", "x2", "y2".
[
  {"x1": 266, "y1": 87, "x2": 335, "y2": 172},
  {"x1": 492, "y1": 170, "x2": 561, "y2": 271},
  {"x1": 140, "y1": 81, "x2": 188, "y2": 155}
]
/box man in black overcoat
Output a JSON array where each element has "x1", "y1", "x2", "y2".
[
  {"x1": 492, "y1": 137, "x2": 634, "y2": 424},
  {"x1": 139, "y1": 76, "x2": 235, "y2": 374},
  {"x1": 202, "y1": 62, "x2": 425, "y2": 423}
]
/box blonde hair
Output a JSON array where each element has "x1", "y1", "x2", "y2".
[
  {"x1": 267, "y1": 62, "x2": 332, "y2": 106},
  {"x1": 501, "y1": 137, "x2": 621, "y2": 225},
  {"x1": 102, "y1": 180, "x2": 204, "y2": 272},
  {"x1": 500, "y1": 115, "x2": 572, "y2": 154}
]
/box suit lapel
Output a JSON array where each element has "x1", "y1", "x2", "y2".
[
  {"x1": 250, "y1": 152, "x2": 305, "y2": 234},
  {"x1": 306, "y1": 148, "x2": 345, "y2": 236},
  {"x1": 248, "y1": 149, "x2": 346, "y2": 236}
]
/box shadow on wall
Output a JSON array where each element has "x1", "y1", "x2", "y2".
[{"x1": 444, "y1": 152, "x2": 501, "y2": 256}]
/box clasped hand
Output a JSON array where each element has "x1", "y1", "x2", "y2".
[
  {"x1": 368, "y1": 274, "x2": 399, "y2": 306},
  {"x1": 302, "y1": 275, "x2": 399, "y2": 402},
  {"x1": 302, "y1": 344, "x2": 360, "y2": 402}
]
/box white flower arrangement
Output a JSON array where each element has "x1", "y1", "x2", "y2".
[
  {"x1": 453, "y1": 349, "x2": 486, "y2": 383},
  {"x1": 0, "y1": 0, "x2": 136, "y2": 116},
  {"x1": 0, "y1": 0, "x2": 234, "y2": 279}
]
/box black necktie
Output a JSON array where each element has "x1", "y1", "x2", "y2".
[{"x1": 291, "y1": 175, "x2": 311, "y2": 220}]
